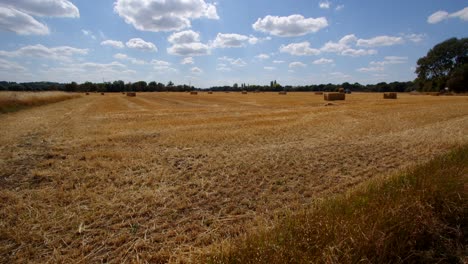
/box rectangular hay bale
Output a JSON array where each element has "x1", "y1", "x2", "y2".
[
  {"x1": 324, "y1": 92, "x2": 345, "y2": 101},
  {"x1": 126, "y1": 92, "x2": 136, "y2": 97},
  {"x1": 383, "y1": 92, "x2": 397, "y2": 99}
]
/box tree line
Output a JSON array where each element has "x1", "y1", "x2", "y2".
[
  {"x1": 1, "y1": 38, "x2": 466, "y2": 93},
  {"x1": 0, "y1": 80, "x2": 418, "y2": 93}
]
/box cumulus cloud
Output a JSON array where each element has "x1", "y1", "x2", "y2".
[
  {"x1": 0, "y1": 44, "x2": 88, "y2": 61},
  {"x1": 167, "y1": 42, "x2": 210, "y2": 56},
  {"x1": 218, "y1": 56, "x2": 247, "y2": 67},
  {"x1": 335, "y1": 5, "x2": 344, "y2": 11},
  {"x1": 273, "y1": 60, "x2": 285, "y2": 64},
  {"x1": 313, "y1": 58, "x2": 333, "y2": 64},
  {"x1": 168, "y1": 30, "x2": 200, "y2": 44},
  {"x1": 181, "y1": 57, "x2": 194, "y2": 64},
  {"x1": 113, "y1": 53, "x2": 146, "y2": 65},
  {"x1": 428, "y1": 7, "x2": 468, "y2": 24},
  {"x1": 191, "y1": 67, "x2": 203, "y2": 74},
  {"x1": 357, "y1": 36, "x2": 404, "y2": 47},
  {"x1": 101, "y1": 40, "x2": 125, "y2": 49},
  {"x1": 319, "y1": 1, "x2": 330, "y2": 9},
  {"x1": 280, "y1": 42, "x2": 321, "y2": 56},
  {"x1": 404, "y1": 33, "x2": 425, "y2": 43},
  {"x1": 427, "y1": 11, "x2": 449, "y2": 24},
  {"x1": 167, "y1": 30, "x2": 210, "y2": 56},
  {"x1": 370, "y1": 56, "x2": 407, "y2": 66},
  {"x1": 255, "y1": 53, "x2": 270, "y2": 59},
  {"x1": 0, "y1": 0, "x2": 79, "y2": 35},
  {"x1": 126, "y1": 38, "x2": 157, "y2": 52},
  {"x1": 153, "y1": 65, "x2": 178, "y2": 73},
  {"x1": 151, "y1": 59, "x2": 171, "y2": 66},
  {"x1": 341, "y1": 48, "x2": 377, "y2": 57},
  {"x1": 289, "y1": 61, "x2": 306, "y2": 68},
  {"x1": 252, "y1": 14, "x2": 328, "y2": 37},
  {"x1": 114, "y1": 0, "x2": 219, "y2": 32},
  {"x1": 264, "y1": 66, "x2": 276, "y2": 70},
  {"x1": 216, "y1": 63, "x2": 231, "y2": 72},
  {"x1": 356, "y1": 66, "x2": 384, "y2": 72},
  {"x1": 211, "y1": 33, "x2": 261, "y2": 48}
]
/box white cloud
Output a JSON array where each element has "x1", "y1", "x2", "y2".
[
  {"x1": 289, "y1": 61, "x2": 306, "y2": 68},
  {"x1": 428, "y1": 7, "x2": 468, "y2": 24},
  {"x1": 427, "y1": 10, "x2": 449, "y2": 24},
  {"x1": 357, "y1": 36, "x2": 404, "y2": 47},
  {"x1": 313, "y1": 58, "x2": 333, "y2": 64},
  {"x1": 151, "y1": 59, "x2": 171, "y2": 66},
  {"x1": 2, "y1": 0, "x2": 79, "y2": 17},
  {"x1": 216, "y1": 64, "x2": 231, "y2": 72},
  {"x1": 256, "y1": 53, "x2": 270, "y2": 59},
  {"x1": 404, "y1": 33, "x2": 425, "y2": 43},
  {"x1": 247, "y1": 35, "x2": 271, "y2": 44},
  {"x1": 126, "y1": 38, "x2": 157, "y2": 52},
  {"x1": 181, "y1": 57, "x2": 194, "y2": 64},
  {"x1": 273, "y1": 60, "x2": 285, "y2": 64},
  {"x1": 113, "y1": 53, "x2": 146, "y2": 65},
  {"x1": 357, "y1": 66, "x2": 384, "y2": 72},
  {"x1": 329, "y1": 72, "x2": 351, "y2": 78},
  {"x1": 0, "y1": 58, "x2": 26, "y2": 72},
  {"x1": 114, "y1": 0, "x2": 218, "y2": 32},
  {"x1": 335, "y1": 5, "x2": 344, "y2": 11},
  {"x1": 264, "y1": 66, "x2": 276, "y2": 70},
  {"x1": 0, "y1": 6, "x2": 49, "y2": 35},
  {"x1": 168, "y1": 30, "x2": 200, "y2": 44},
  {"x1": 191, "y1": 67, "x2": 203, "y2": 74},
  {"x1": 0, "y1": 44, "x2": 88, "y2": 61},
  {"x1": 319, "y1": 1, "x2": 330, "y2": 9},
  {"x1": 370, "y1": 56, "x2": 407, "y2": 66},
  {"x1": 341, "y1": 48, "x2": 377, "y2": 57},
  {"x1": 449, "y1": 7, "x2": 468, "y2": 21},
  {"x1": 252, "y1": 14, "x2": 328, "y2": 37},
  {"x1": 218, "y1": 56, "x2": 247, "y2": 67},
  {"x1": 167, "y1": 42, "x2": 210, "y2": 56},
  {"x1": 154, "y1": 65, "x2": 177, "y2": 73},
  {"x1": 81, "y1": 29, "x2": 96, "y2": 40},
  {"x1": 0, "y1": 0, "x2": 79, "y2": 35},
  {"x1": 212, "y1": 33, "x2": 260, "y2": 48},
  {"x1": 101, "y1": 40, "x2": 125, "y2": 49},
  {"x1": 280, "y1": 41, "x2": 321, "y2": 56}
]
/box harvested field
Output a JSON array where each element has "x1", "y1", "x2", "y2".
[
  {"x1": 0, "y1": 91, "x2": 80, "y2": 113},
  {"x1": 0, "y1": 92, "x2": 467, "y2": 263}
]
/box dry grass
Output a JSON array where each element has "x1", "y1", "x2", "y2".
[
  {"x1": 0, "y1": 91, "x2": 80, "y2": 113},
  {"x1": 205, "y1": 144, "x2": 467, "y2": 263},
  {"x1": 0, "y1": 92, "x2": 467, "y2": 263}
]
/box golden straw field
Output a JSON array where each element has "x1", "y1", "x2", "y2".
[{"x1": 1, "y1": 92, "x2": 467, "y2": 263}]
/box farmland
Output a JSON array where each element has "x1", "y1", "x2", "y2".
[{"x1": 1, "y1": 92, "x2": 467, "y2": 263}]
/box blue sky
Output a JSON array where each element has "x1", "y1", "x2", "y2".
[{"x1": 0, "y1": 0, "x2": 466, "y2": 88}]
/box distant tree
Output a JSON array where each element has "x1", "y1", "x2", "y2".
[
  {"x1": 416, "y1": 37, "x2": 467, "y2": 92},
  {"x1": 233, "y1": 83, "x2": 238, "y2": 89},
  {"x1": 64, "y1": 81, "x2": 78, "y2": 92},
  {"x1": 167, "y1": 81, "x2": 174, "y2": 87}
]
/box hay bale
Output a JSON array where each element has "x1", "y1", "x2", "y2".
[
  {"x1": 314, "y1": 92, "x2": 323, "y2": 95},
  {"x1": 383, "y1": 92, "x2": 397, "y2": 99},
  {"x1": 338, "y1": 88, "x2": 345, "y2": 93},
  {"x1": 324, "y1": 92, "x2": 345, "y2": 101},
  {"x1": 208, "y1": 91, "x2": 213, "y2": 94},
  {"x1": 85, "y1": 92, "x2": 89, "y2": 95},
  {"x1": 279, "y1": 91, "x2": 287, "y2": 95},
  {"x1": 241, "y1": 91, "x2": 247, "y2": 94},
  {"x1": 100, "y1": 92, "x2": 105, "y2": 95},
  {"x1": 126, "y1": 92, "x2": 136, "y2": 97},
  {"x1": 190, "y1": 91, "x2": 198, "y2": 95}
]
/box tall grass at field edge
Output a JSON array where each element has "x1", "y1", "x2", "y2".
[
  {"x1": 0, "y1": 92, "x2": 81, "y2": 113},
  {"x1": 205, "y1": 145, "x2": 467, "y2": 263}
]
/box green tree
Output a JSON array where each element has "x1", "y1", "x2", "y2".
[{"x1": 416, "y1": 37, "x2": 467, "y2": 92}]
